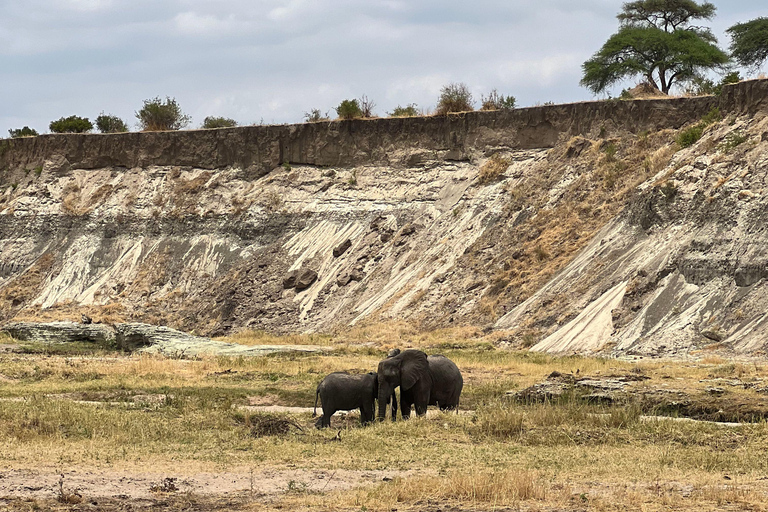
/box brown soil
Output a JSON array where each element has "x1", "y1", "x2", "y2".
[{"x1": 0, "y1": 467, "x2": 413, "y2": 511}]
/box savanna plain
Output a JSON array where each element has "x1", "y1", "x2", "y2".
[{"x1": 1, "y1": 325, "x2": 767, "y2": 511}]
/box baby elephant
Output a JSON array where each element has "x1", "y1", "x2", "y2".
[{"x1": 314, "y1": 372, "x2": 378, "y2": 428}]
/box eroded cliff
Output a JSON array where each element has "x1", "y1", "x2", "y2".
[{"x1": 1, "y1": 80, "x2": 767, "y2": 356}]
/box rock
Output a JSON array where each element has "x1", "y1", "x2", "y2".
[
  {"x1": 282, "y1": 270, "x2": 298, "y2": 289},
  {"x1": 565, "y1": 137, "x2": 592, "y2": 158},
  {"x1": 333, "y1": 239, "x2": 352, "y2": 257},
  {"x1": 1, "y1": 321, "x2": 115, "y2": 345},
  {"x1": 80, "y1": 314, "x2": 92, "y2": 324},
  {"x1": 701, "y1": 329, "x2": 724, "y2": 342},
  {"x1": 1, "y1": 321, "x2": 328, "y2": 358},
  {"x1": 294, "y1": 269, "x2": 318, "y2": 291},
  {"x1": 43, "y1": 155, "x2": 71, "y2": 175}
]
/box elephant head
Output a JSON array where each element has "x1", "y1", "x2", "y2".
[{"x1": 376, "y1": 349, "x2": 431, "y2": 420}]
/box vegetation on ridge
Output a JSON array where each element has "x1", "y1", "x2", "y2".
[{"x1": 581, "y1": 0, "x2": 729, "y2": 94}]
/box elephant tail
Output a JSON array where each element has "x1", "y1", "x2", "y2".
[{"x1": 313, "y1": 385, "x2": 320, "y2": 417}]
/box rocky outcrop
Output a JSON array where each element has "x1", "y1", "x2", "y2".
[
  {"x1": 1, "y1": 321, "x2": 326, "y2": 357},
  {"x1": 496, "y1": 101, "x2": 768, "y2": 356},
  {"x1": 3, "y1": 80, "x2": 766, "y2": 175}
]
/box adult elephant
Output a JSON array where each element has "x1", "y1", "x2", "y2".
[{"x1": 376, "y1": 349, "x2": 462, "y2": 421}]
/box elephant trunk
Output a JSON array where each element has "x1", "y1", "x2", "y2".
[{"x1": 378, "y1": 384, "x2": 393, "y2": 421}]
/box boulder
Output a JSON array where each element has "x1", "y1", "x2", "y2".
[
  {"x1": 1, "y1": 321, "x2": 114, "y2": 345},
  {"x1": 295, "y1": 269, "x2": 318, "y2": 291},
  {"x1": 333, "y1": 239, "x2": 352, "y2": 257},
  {"x1": 282, "y1": 270, "x2": 298, "y2": 289}
]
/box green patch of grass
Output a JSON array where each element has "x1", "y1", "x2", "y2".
[
  {"x1": 677, "y1": 124, "x2": 705, "y2": 148},
  {"x1": 17, "y1": 341, "x2": 120, "y2": 356},
  {"x1": 718, "y1": 131, "x2": 749, "y2": 153}
]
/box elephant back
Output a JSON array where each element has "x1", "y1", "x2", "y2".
[{"x1": 427, "y1": 355, "x2": 463, "y2": 408}]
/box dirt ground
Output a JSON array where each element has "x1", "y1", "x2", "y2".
[{"x1": 0, "y1": 467, "x2": 412, "y2": 507}]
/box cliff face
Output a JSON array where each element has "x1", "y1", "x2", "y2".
[{"x1": 1, "y1": 80, "x2": 768, "y2": 355}]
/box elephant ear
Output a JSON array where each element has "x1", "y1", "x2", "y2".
[{"x1": 401, "y1": 351, "x2": 429, "y2": 390}]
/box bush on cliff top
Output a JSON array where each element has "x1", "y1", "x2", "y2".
[
  {"x1": 335, "y1": 99, "x2": 363, "y2": 120},
  {"x1": 436, "y1": 83, "x2": 474, "y2": 115},
  {"x1": 481, "y1": 89, "x2": 516, "y2": 111},
  {"x1": 49, "y1": 115, "x2": 93, "y2": 133},
  {"x1": 8, "y1": 126, "x2": 38, "y2": 138},
  {"x1": 389, "y1": 104, "x2": 420, "y2": 117},
  {"x1": 96, "y1": 113, "x2": 129, "y2": 133},
  {"x1": 202, "y1": 116, "x2": 238, "y2": 129},
  {"x1": 136, "y1": 96, "x2": 191, "y2": 131}
]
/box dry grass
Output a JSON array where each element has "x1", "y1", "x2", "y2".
[
  {"x1": 474, "y1": 129, "x2": 681, "y2": 335},
  {"x1": 353, "y1": 469, "x2": 549, "y2": 508},
  {"x1": 477, "y1": 154, "x2": 510, "y2": 184},
  {"x1": 0, "y1": 253, "x2": 58, "y2": 321},
  {"x1": 3, "y1": 333, "x2": 768, "y2": 510}
]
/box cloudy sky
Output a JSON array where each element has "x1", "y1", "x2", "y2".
[{"x1": 1, "y1": 1, "x2": 765, "y2": 135}]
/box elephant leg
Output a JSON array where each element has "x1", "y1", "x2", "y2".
[
  {"x1": 321, "y1": 409, "x2": 333, "y2": 428},
  {"x1": 400, "y1": 398, "x2": 413, "y2": 420},
  {"x1": 414, "y1": 402, "x2": 428, "y2": 416},
  {"x1": 360, "y1": 403, "x2": 374, "y2": 425}
]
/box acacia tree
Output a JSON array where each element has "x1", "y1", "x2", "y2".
[
  {"x1": 727, "y1": 17, "x2": 768, "y2": 71},
  {"x1": 581, "y1": 0, "x2": 729, "y2": 95}
]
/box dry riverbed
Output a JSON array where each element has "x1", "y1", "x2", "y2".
[{"x1": 2, "y1": 329, "x2": 768, "y2": 511}]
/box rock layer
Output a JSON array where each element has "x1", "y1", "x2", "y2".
[{"x1": 1, "y1": 81, "x2": 768, "y2": 356}]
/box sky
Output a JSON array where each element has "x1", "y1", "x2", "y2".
[{"x1": 1, "y1": 1, "x2": 765, "y2": 136}]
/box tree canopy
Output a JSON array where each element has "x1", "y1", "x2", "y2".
[
  {"x1": 727, "y1": 17, "x2": 768, "y2": 70},
  {"x1": 581, "y1": 0, "x2": 728, "y2": 95}
]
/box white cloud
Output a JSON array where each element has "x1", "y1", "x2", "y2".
[{"x1": 1, "y1": 1, "x2": 765, "y2": 135}]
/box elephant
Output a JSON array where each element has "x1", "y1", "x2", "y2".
[
  {"x1": 376, "y1": 349, "x2": 463, "y2": 421},
  {"x1": 314, "y1": 372, "x2": 378, "y2": 428}
]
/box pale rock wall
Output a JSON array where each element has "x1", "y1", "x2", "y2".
[{"x1": 1, "y1": 80, "x2": 768, "y2": 356}]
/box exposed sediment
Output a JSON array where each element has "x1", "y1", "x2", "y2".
[{"x1": 1, "y1": 80, "x2": 768, "y2": 356}]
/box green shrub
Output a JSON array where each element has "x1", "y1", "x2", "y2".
[
  {"x1": 388, "y1": 104, "x2": 420, "y2": 117},
  {"x1": 95, "y1": 113, "x2": 128, "y2": 133},
  {"x1": 677, "y1": 107, "x2": 722, "y2": 148},
  {"x1": 701, "y1": 107, "x2": 721, "y2": 126},
  {"x1": 718, "y1": 131, "x2": 749, "y2": 153},
  {"x1": 304, "y1": 109, "x2": 329, "y2": 123},
  {"x1": 677, "y1": 124, "x2": 704, "y2": 148},
  {"x1": 687, "y1": 72, "x2": 741, "y2": 96},
  {"x1": 136, "y1": 97, "x2": 191, "y2": 131},
  {"x1": 201, "y1": 116, "x2": 238, "y2": 129},
  {"x1": 335, "y1": 99, "x2": 363, "y2": 120},
  {"x1": 8, "y1": 126, "x2": 38, "y2": 138},
  {"x1": 436, "y1": 83, "x2": 474, "y2": 114},
  {"x1": 49, "y1": 116, "x2": 93, "y2": 133},
  {"x1": 480, "y1": 89, "x2": 516, "y2": 111}
]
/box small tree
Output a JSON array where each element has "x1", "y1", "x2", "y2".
[
  {"x1": 136, "y1": 97, "x2": 191, "y2": 131},
  {"x1": 304, "y1": 109, "x2": 330, "y2": 123},
  {"x1": 581, "y1": 0, "x2": 729, "y2": 95},
  {"x1": 8, "y1": 126, "x2": 38, "y2": 138},
  {"x1": 95, "y1": 113, "x2": 129, "y2": 133},
  {"x1": 481, "y1": 89, "x2": 516, "y2": 111},
  {"x1": 727, "y1": 17, "x2": 768, "y2": 71},
  {"x1": 686, "y1": 71, "x2": 741, "y2": 96},
  {"x1": 202, "y1": 116, "x2": 238, "y2": 129},
  {"x1": 436, "y1": 83, "x2": 474, "y2": 114},
  {"x1": 389, "y1": 104, "x2": 420, "y2": 117},
  {"x1": 335, "y1": 99, "x2": 363, "y2": 120},
  {"x1": 359, "y1": 95, "x2": 375, "y2": 118},
  {"x1": 49, "y1": 115, "x2": 93, "y2": 133}
]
